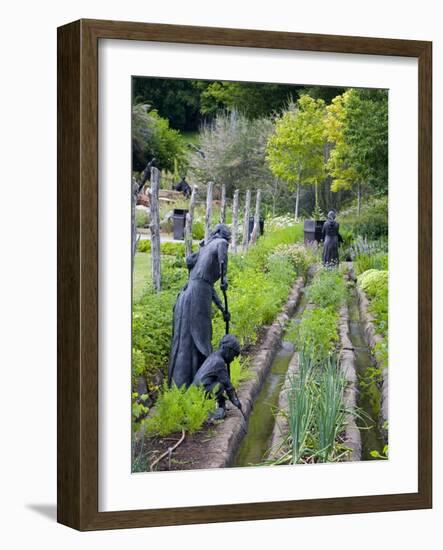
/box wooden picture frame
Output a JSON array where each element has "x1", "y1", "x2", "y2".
[{"x1": 57, "y1": 18, "x2": 432, "y2": 530}]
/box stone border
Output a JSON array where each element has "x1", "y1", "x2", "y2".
[
  {"x1": 267, "y1": 283, "x2": 362, "y2": 464},
  {"x1": 356, "y1": 285, "x2": 389, "y2": 441},
  {"x1": 195, "y1": 276, "x2": 305, "y2": 469},
  {"x1": 339, "y1": 304, "x2": 362, "y2": 461}
]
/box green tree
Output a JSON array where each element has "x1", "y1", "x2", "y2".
[
  {"x1": 325, "y1": 89, "x2": 388, "y2": 214},
  {"x1": 133, "y1": 78, "x2": 204, "y2": 131},
  {"x1": 199, "y1": 81, "x2": 304, "y2": 119},
  {"x1": 266, "y1": 95, "x2": 327, "y2": 220},
  {"x1": 132, "y1": 104, "x2": 188, "y2": 172}
]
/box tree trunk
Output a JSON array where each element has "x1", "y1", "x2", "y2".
[
  {"x1": 272, "y1": 177, "x2": 278, "y2": 216},
  {"x1": 185, "y1": 184, "x2": 198, "y2": 258},
  {"x1": 242, "y1": 189, "x2": 251, "y2": 252},
  {"x1": 220, "y1": 183, "x2": 226, "y2": 224},
  {"x1": 149, "y1": 167, "x2": 161, "y2": 292},
  {"x1": 204, "y1": 181, "x2": 213, "y2": 244},
  {"x1": 250, "y1": 189, "x2": 262, "y2": 245},
  {"x1": 231, "y1": 189, "x2": 239, "y2": 253},
  {"x1": 295, "y1": 182, "x2": 300, "y2": 221}
]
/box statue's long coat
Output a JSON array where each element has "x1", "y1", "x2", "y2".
[
  {"x1": 322, "y1": 219, "x2": 342, "y2": 266},
  {"x1": 168, "y1": 237, "x2": 228, "y2": 388}
]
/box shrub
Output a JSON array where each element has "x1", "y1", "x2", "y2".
[
  {"x1": 132, "y1": 292, "x2": 176, "y2": 386},
  {"x1": 271, "y1": 243, "x2": 316, "y2": 277},
  {"x1": 307, "y1": 268, "x2": 347, "y2": 309},
  {"x1": 137, "y1": 240, "x2": 151, "y2": 253},
  {"x1": 357, "y1": 269, "x2": 388, "y2": 299},
  {"x1": 137, "y1": 240, "x2": 197, "y2": 256},
  {"x1": 212, "y1": 250, "x2": 296, "y2": 347},
  {"x1": 192, "y1": 220, "x2": 205, "y2": 240},
  {"x1": 341, "y1": 196, "x2": 388, "y2": 240},
  {"x1": 358, "y1": 269, "x2": 388, "y2": 336},
  {"x1": 146, "y1": 384, "x2": 216, "y2": 436},
  {"x1": 135, "y1": 209, "x2": 149, "y2": 228},
  {"x1": 132, "y1": 348, "x2": 145, "y2": 379},
  {"x1": 132, "y1": 392, "x2": 149, "y2": 432},
  {"x1": 350, "y1": 236, "x2": 388, "y2": 275}
]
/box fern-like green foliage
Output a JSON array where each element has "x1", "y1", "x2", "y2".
[
  {"x1": 229, "y1": 356, "x2": 252, "y2": 389},
  {"x1": 357, "y1": 269, "x2": 388, "y2": 335},
  {"x1": 307, "y1": 268, "x2": 347, "y2": 309},
  {"x1": 146, "y1": 384, "x2": 216, "y2": 436},
  {"x1": 294, "y1": 308, "x2": 339, "y2": 363}
]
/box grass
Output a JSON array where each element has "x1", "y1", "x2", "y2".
[
  {"x1": 133, "y1": 252, "x2": 152, "y2": 301},
  {"x1": 181, "y1": 130, "x2": 200, "y2": 146}
]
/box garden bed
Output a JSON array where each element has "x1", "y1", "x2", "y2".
[
  {"x1": 356, "y1": 284, "x2": 388, "y2": 441},
  {"x1": 140, "y1": 276, "x2": 305, "y2": 471}
]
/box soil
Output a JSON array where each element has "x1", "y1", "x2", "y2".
[{"x1": 134, "y1": 417, "x2": 233, "y2": 472}]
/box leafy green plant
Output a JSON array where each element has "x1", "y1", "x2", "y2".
[
  {"x1": 358, "y1": 269, "x2": 388, "y2": 335},
  {"x1": 271, "y1": 243, "x2": 316, "y2": 277},
  {"x1": 341, "y1": 196, "x2": 388, "y2": 240},
  {"x1": 132, "y1": 391, "x2": 149, "y2": 432},
  {"x1": 135, "y1": 209, "x2": 149, "y2": 228},
  {"x1": 132, "y1": 104, "x2": 188, "y2": 172},
  {"x1": 374, "y1": 338, "x2": 388, "y2": 371},
  {"x1": 191, "y1": 220, "x2": 205, "y2": 240},
  {"x1": 146, "y1": 384, "x2": 216, "y2": 436},
  {"x1": 229, "y1": 356, "x2": 253, "y2": 389},
  {"x1": 294, "y1": 308, "x2": 339, "y2": 363},
  {"x1": 132, "y1": 348, "x2": 145, "y2": 379},
  {"x1": 307, "y1": 268, "x2": 347, "y2": 309},
  {"x1": 370, "y1": 444, "x2": 389, "y2": 460},
  {"x1": 134, "y1": 223, "x2": 303, "y2": 408},
  {"x1": 357, "y1": 269, "x2": 388, "y2": 298},
  {"x1": 137, "y1": 240, "x2": 197, "y2": 256}
]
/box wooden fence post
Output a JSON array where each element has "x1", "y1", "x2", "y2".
[
  {"x1": 250, "y1": 189, "x2": 262, "y2": 245},
  {"x1": 242, "y1": 189, "x2": 251, "y2": 252},
  {"x1": 204, "y1": 181, "x2": 213, "y2": 244},
  {"x1": 220, "y1": 183, "x2": 226, "y2": 224},
  {"x1": 150, "y1": 167, "x2": 161, "y2": 292},
  {"x1": 185, "y1": 184, "x2": 198, "y2": 258},
  {"x1": 231, "y1": 189, "x2": 239, "y2": 253}
]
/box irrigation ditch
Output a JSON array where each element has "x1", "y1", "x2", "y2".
[{"x1": 143, "y1": 262, "x2": 387, "y2": 471}]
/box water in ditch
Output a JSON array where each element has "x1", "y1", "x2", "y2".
[
  {"x1": 233, "y1": 288, "x2": 310, "y2": 467},
  {"x1": 347, "y1": 286, "x2": 385, "y2": 459},
  {"x1": 233, "y1": 340, "x2": 294, "y2": 467}
]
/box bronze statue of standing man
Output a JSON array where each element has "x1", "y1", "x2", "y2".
[{"x1": 168, "y1": 224, "x2": 231, "y2": 388}]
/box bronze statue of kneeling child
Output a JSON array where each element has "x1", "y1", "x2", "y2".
[{"x1": 193, "y1": 334, "x2": 243, "y2": 421}]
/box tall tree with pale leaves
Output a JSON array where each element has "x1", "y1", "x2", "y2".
[{"x1": 266, "y1": 95, "x2": 326, "y2": 220}]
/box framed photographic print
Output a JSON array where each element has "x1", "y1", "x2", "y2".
[{"x1": 57, "y1": 19, "x2": 432, "y2": 530}]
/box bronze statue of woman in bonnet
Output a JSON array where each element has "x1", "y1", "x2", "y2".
[{"x1": 168, "y1": 224, "x2": 231, "y2": 388}]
